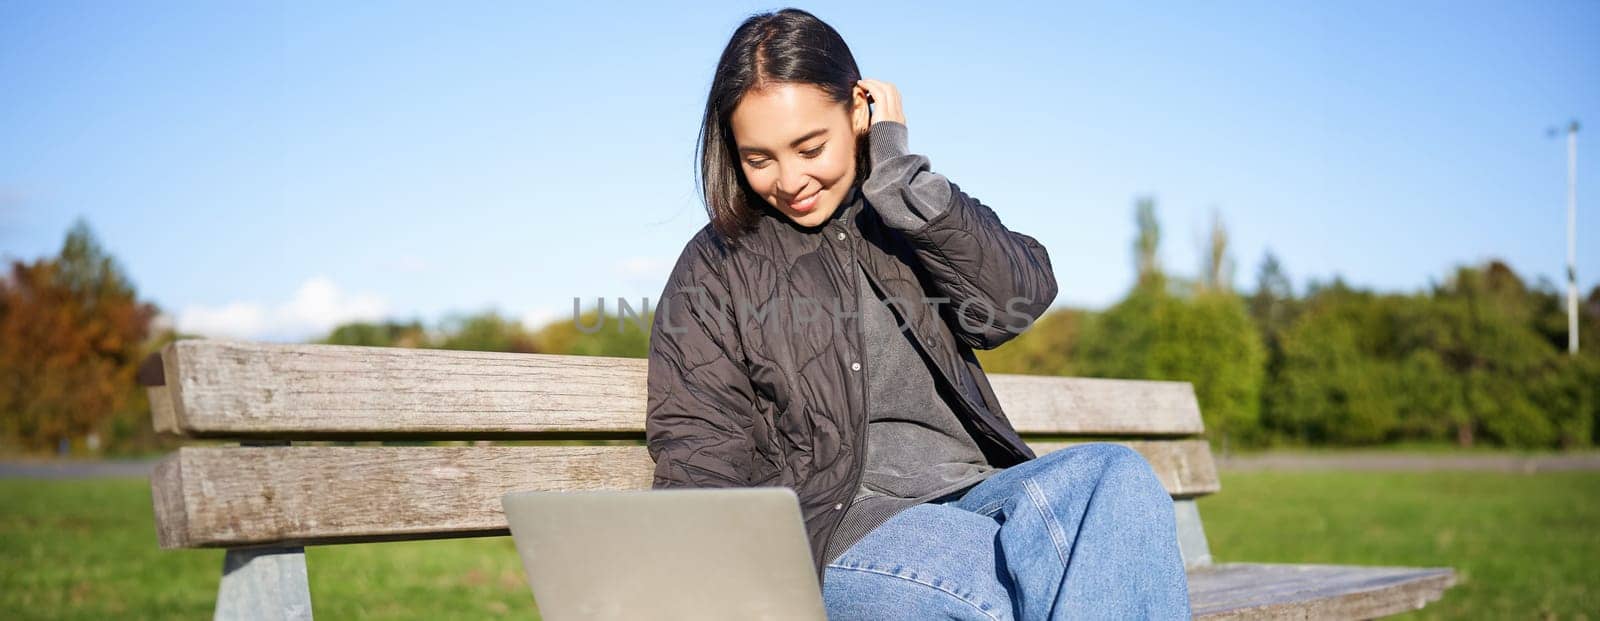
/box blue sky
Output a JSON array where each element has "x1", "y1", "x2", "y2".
[{"x1": 2, "y1": 1, "x2": 1596, "y2": 341}]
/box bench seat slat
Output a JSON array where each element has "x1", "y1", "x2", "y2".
[
  {"x1": 1189, "y1": 562, "x2": 1456, "y2": 619},
  {"x1": 150, "y1": 340, "x2": 1205, "y2": 438},
  {"x1": 151, "y1": 440, "x2": 1218, "y2": 549}
]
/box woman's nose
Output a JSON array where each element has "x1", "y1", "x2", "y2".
[{"x1": 778, "y1": 171, "x2": 810, "y2": 199}]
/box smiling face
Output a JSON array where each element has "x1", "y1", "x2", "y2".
[{"x1": 729, "y1": 82, "x2": 870, "y2": 228}]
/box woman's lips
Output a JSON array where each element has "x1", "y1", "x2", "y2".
[{"x1": 789, "y1": 192, "x2": 820, "y2": 213}]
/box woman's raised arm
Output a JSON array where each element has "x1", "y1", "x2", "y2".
[{"x1": 860, "y1": 119, "x2": 1059, "y2": 350}]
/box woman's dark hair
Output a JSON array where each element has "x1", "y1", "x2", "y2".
[{"x1": 697, "y1": 8, "x2": 869, "y2": 245}]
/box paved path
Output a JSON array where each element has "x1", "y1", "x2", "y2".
[{"x1": 0, "y1": 458, "x2": 159, "y2": 479}]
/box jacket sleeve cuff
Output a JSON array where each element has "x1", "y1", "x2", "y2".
[{"x1": 862, "y1": 121, "x2": 953, "y2": 231}]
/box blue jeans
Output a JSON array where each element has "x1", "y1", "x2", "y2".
[{"x1": 821, "y1": 443, "x2": 1191, "y2": 620}]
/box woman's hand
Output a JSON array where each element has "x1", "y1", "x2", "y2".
[{"x1": 857, "y1": 78, "x2": 906, "y2": 126}]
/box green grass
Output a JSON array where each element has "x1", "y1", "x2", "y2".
[
  {"x1": 1220, "y1": 441, "x2": 1599, "y2": 457},
  {"x1": 2, "y1": 467, "x2": 1595, "y2": 619},
  {"x1": 1199, "y1": 469, "x2": 1600, "y2": 619},
  {"x1": 0, "y1": 479, "x2": 537, "y2": 620}
]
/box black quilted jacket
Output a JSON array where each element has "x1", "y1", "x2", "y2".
[{"x1": 645, "y1": 172, "x2": 1058, "y2": 582}]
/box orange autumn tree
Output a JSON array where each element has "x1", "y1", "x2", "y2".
[{"x1": 0, "y1": 219, "x2": 158, "y2": 454}]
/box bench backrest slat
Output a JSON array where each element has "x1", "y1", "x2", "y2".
[
  {"x1": 149, "y1": 340, "x2": 1205, "y2": 438},
  {"x1": 152, "y1": 440, "x2": 1218, "y2": 549}
]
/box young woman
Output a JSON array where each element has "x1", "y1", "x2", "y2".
[{"x1": 645, "y1": 8, "x2": 1190, "y2": 619}]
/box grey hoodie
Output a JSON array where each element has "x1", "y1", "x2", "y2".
[{"x1": 820, "y1": 121, "x2": 1003, "y2": 564}]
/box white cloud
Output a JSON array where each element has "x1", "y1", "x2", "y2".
[
  {"x1": 177, "y1": 302, "x2": 267, "y2": 340},
  {"x1": 176, "y1": 276, "x2": 390, "y2": 341},
  {"x1": 520, "y1": 306, "x2": 563, "y2": 331}
]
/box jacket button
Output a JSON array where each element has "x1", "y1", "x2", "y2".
[
  {"x1": 836, "y1": 231, "x2": 846, "y2": 241},
  {"x1": 834, "y1": 502, "x2": 844, "y2": 510},
  {"x1": 850, "y1": 362, "x2": 861, "y2": 371}
]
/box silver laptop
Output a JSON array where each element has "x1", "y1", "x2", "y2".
[{"x1": 500, "y1": 487, "x2": 828, "y2": 621}]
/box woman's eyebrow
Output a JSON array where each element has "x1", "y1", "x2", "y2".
[{"x1": 738, "y1": 128, "x2": 828, "y2": 155}]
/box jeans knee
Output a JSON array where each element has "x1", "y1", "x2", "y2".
[
  {"x1": 1082, "y1": 443, "x2": 1168, "y2": 499},
  {"x1": 1074, "y1": 442, "x2": 1143, "y2": 470}
]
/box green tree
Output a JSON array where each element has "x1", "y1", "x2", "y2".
[
  {"x1": 1077, "y1": 202, "x2": 1266, "y2": 445},
  {"x1": 1249, "y1": 250, "x2": 1300, "y2": 444},
  {"x1": 1200, "y1": 209, "x2": 1234, "y2": 292},
  {"x1": 975, "y1": 308, "x2": 1087, "y2": 377},
  {"x1": 320, "y1": 319, "x2": 430, "y2": 348},
  {"x1": 1268, "y1": 286, "x2": 1404, "y2": 444},
  {"x1": 1267, "y1": 262, "x2": 1592, "y2": 449},
  {"x1": 535, "y1": 303, "x2": 651, "y2": 358},
  {"x1": 1248, "y1": 250, "x2": 1297, "y2": 343},
  {"x1": 437, "y1": 310, "x2": 538, "y2": 353},
  {"x1": 1133, "y1": 196, "x2": 1161, "y2": 285}
]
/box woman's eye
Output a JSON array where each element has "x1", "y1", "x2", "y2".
[
  {"x1": 802, "y1": 146, "x2": 824, "y2": 157},
  {"x1": 746, "y1": 159, "x2": 769, "y2": 168}
]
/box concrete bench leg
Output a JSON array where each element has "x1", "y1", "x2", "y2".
[
  {"x1": 1174, "y1": 498, "x2": 1213, "y2": 569},
  {"x1": 215, "y1": 546, "x2": 312, "y2": 620}
]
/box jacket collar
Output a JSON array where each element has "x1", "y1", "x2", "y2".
[{"x1": 828, "y1": 183, "x2": 864, "y2": 228}]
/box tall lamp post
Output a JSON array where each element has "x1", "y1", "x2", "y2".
[{"x1": 1549, "y1": 120, "x2": 1581, "y2": 355}]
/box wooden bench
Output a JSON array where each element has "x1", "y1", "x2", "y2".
[{"x1": 140, "y1": 339, "x2": 1457, "y2": 619}]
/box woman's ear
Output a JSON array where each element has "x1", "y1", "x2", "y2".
[{"x1": 850, "y1": 85, "x2": 871, "y2": 135}]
